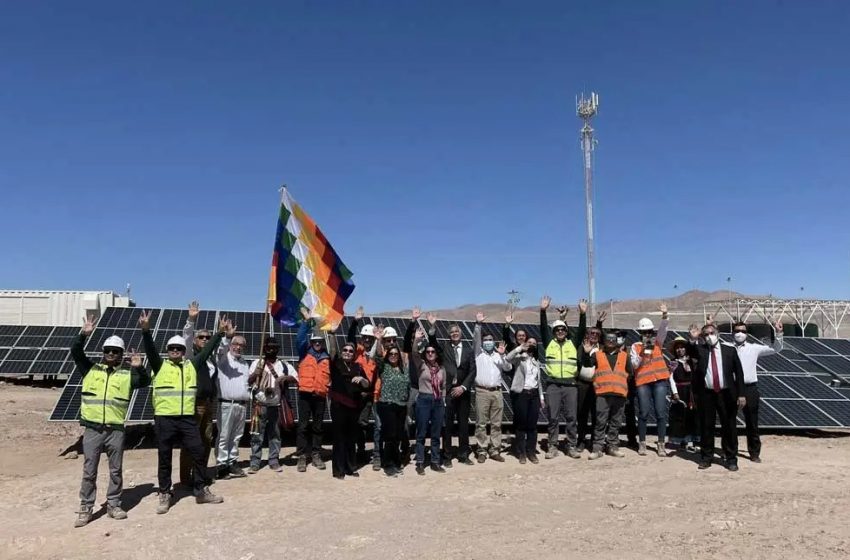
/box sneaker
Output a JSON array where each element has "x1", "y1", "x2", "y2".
[
  {"x1": 106, "y1": 505, "x2": 127, "y2": 520},
  {"x1": 477, "y1": 453, "x2": 486, "y2": 464},
  {"x1": 528, "y1": 453, "x2": 539, "y2": 464},
  {"x1": 656, "y1": 444, "x2": 668, "y2": 458},
  {"x1": 544, "y1": 449, "x2": 559, "y2": 460},
  {"x1": 637, "y1": 442, "x2": 647, "y2": 456},
  {"x1": 566, "y1": 447, "x2": 581, "y2": 459},
  {"x1": 247, "y1": 465, "x2": 260, "y2": 474},
  {"x1": 588, "y1": 450, "x2": 603, "y2": 460},
  {"x1": 156, "y1": 492, "x2": 172, "y2": 515},
  {"x1": 195, "y1": 486, "x2": 224, "y2": 505},
  {"x1": 372, "y1": 456, "x2": 382, "y2": 471},
  {"x1": 489, "y1": 453, "x2": 505, "y2": 463},
  {"x1": 518, "y1": 454, "x2": 527, "y2": 464},
  {"x1": 443, "y1": 458, "x2": 454, "y2": 468},
  {"x1": 228, "y1": 465, "x2": 247, "y2": 478},
  {"x1": 297, "y1": 456, "x2": 307, "y2": 472},
  {"x1": 74, "y1": 506, "x2": 93, "y2": 528},
  {"x1": 269, "y1": 463, "x2": 283, "y2": 473},
  {"x1": 415, "y1": 464, "x2": 426, "y2": 476},
  {"x1": 686, "y1": 442, "x2": 696, "y2": 453},
  {"x1": 311, "y1": 454, "x2": 326, "y2": 470},
  {"x1": 606, "y1": 446, "x2": 625, "y2": 458},
  {"x1": 430, "y1": 464, "x2": 446, "y2": 473}
]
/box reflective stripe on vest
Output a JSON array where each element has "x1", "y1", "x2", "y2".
[
  {"x1": 80, "y1": 364, "x2": 132, "y2": 426},
  {"x1": 152, "y1": 360, "x2": 197, "y2": 416},
  {"x1": 633, "y1": 343, "x2": 670, "y2": 386},
  {"x1": 544, "y1": 339, "x2": 578, "y2": 380},
  {"x1": 592, "y1": 351, "x2": 629, "y2": 397},
  {"x1": 298, "y1": 353, "x2": 330, "y2": 396}
]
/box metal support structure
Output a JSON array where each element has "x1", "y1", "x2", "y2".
[
  {"x1": 507, "y1": 290, "x2": 521, "y2": 316},
  {"x1": 577, "y1": 92, "x2": 599, "y2": 319},
  {"x1": 703, "y1": 298, "x2": 850, "y2": 337}
]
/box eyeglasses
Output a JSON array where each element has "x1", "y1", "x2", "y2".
[
  {"x1": 230, "y1": 342, "x2": 245, "y2": 347},
  {"x1": 196, "y1": 335, "x2": 211, "y2": 340},
  {"x1": 341, "y1": 348, "x2": 355, "y2": 353},
  {"x1": 103, "y1": 348, "x2": 123, "y2": 356},
  {"x1": 425, "y1": 349, "x2": 437, "y2": 354},
  {"x1": 167, "y1": 346, "x2": 185, "y2": 352},
  {"x1": 553, "y1": 327, "x2": 567, "y2": 332}
]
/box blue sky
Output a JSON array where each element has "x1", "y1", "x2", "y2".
[{"x1": 1, "y1": 1, "x2": 848, "y2": 313}]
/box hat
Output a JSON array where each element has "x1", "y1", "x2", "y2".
[
  {"x1": 309, "y1": 332, "x2": 324, "y2": 342},
  {"x1": 382, "y1": 327, "x2": 398, "y2": 338},
  {"x1": 668, "y1": 336, "x2": 688, "y2": 352},
  {"x1": 103, "y1": 335, "x2": 125, "y2": 351},
  {"x1": 637, "y1": 318, "x2": 654, "y2": 331},
  {"x1": 551, "y1": 320, "x2": 567, "y2": 330},
  {"x1": 359, "y1": 324, "x2": 376, "y2": 337},
  {"x1": 166, "y1": 335, "x2": 187, "y2": 349}
]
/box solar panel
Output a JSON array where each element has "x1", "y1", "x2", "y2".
[
  {"x1": 45, "y1": 327, "x2": 81, "y2": 348},
  {"x1": 777, "y1": 375, "x2": 848, "y2": 400},
  {"x1": 757, "y1": 375, "x2": 800, "y2": 399},
  {"x1": 757, "y1": 352, "x2": 806, "y2": 373},
  {"x1": 475, "y1": 322, "x2": 504, "y2": 341},
  {"x1": 764, "y1": 399, "x2": 839, "y2": 427},
  {"x1": 49, "y1": 385, "x2": 81, "y2": 421},
  {"x1": 0, "y1": 348, "x2": 8, "y2": 363},
  {"x1": 126, "y1": 386, "x2": 154, "y2": 422},
  {"x1": 811, "y1": 400, "x2": 850, "y2": 425},
  {"x1": 785, "y1": 337, "x2": 837, "y2": 356},
  {"x1": 273, "y1": 331, "x2": 301, "y2": 359},
  {"x1": 815, "y1": 338, "x2": 850, "y2": 355},
  {"x1": 29, "y1": 348, "x2": 70, "y2": 374},
  {"x1": 513, "y1": 323, "x2": 542, "y2": 341},
  {"x1": 755, "y1": 400, "x2": 794, "y2": 427},
  {"x1": 807, "y1": 355, "x2": 850, "y2": 378},
  {"x1": 0, "y1": 348, "x2": 39, "y2": 374}
]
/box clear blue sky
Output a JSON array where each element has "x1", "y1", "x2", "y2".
[{"x1": 2, "y1": 1, "x2": 848, "y2": 313}]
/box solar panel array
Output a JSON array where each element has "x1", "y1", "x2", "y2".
[
  {"x1": 0, "y1": 325, "x2": 81, "y2": 376},
  {"x1": 30, "y1": 309, "x2": 850, "y2": 429}
]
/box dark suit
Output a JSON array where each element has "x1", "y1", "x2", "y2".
[
  {"x1": 440, "y1": 339, "x2": 477, "y2": 459},
  {"x1": 690, "y1": 341, "x2": 745, "y2": 465}
]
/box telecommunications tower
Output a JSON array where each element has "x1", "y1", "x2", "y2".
[{"x1": 577, "y1": 92, "x2": 599, "y2": 319}]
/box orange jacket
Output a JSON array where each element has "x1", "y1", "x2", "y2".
[
  {"x1": 298, "y1": 354, "x2": 330, "y2": 396},
  {"x1": 633, "y1": 343, "x2": 670, "y2": 386},
  {"x1": 593, "y1": 351, "x2": 629, "y2": 397},
  {"x1": 355, "y1": 346, "x2": 380, "y2": 401}
]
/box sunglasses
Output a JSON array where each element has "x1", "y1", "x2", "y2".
[
  {"x1": 553, "y1": 327, "x2": 567, "y2": 332},
  {"x1": 196, "y1": 335, "x2": 211, "y2": 340},
  {"x1": 341, "y1": 347, "x2": 355, "y2": 353},
  {"x1": 734, "y1": 330, "x2": 747, "y2": 334},
  {"x1": 387, "y1": 351, "x2": 400, "y2": 357},
  {"x1": 167, "y1": 346, "x2": 185, "y2": 352},
  {"x1": 425, "y1": 349, "x2": 437, "y2": 354},
  {"x1": 103, "y1": 348, "x2": 123, "y2": 356}
]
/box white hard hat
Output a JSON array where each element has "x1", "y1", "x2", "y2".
[
  {"x1": 167, "y1": 335, "x2": 187, "y2": 348},
  {"x1": 383, "y1": 327, "x2": 398, "y2": 338},
  {"x1": 360, "y1": 324, "x2": 376, "y2": 337},
  {"x1": 103, "y1": 336, "x2": 125, "y2": 351},
  {"x1": 551, "y1": 320, "x2": 567, "y2": 330},
  {"x1": 637, "y1": 318, "x2": 654, "y2": 331},
  {"x1": 309, "y1": 332, "x2": 324, "y2": 341}
]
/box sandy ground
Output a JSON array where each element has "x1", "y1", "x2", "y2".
[{"x1": 0, "y1": 384, "x2": 849, "y2": 560}]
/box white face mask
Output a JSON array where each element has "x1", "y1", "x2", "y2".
[
  {"x1": 733, "y1": 332, "x2": 747, "y2": 344},
  {"x1": 616, "y1": 337, "x2": 625, "y2": 346},
  {"x1": 706, "y1": 334, "x2": 719, "y2": 346}
]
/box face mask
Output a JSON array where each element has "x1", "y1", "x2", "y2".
[
  {"x1": 616, "y1": 337, "x2": 625, "y2": 346},
  {"x1": 482, "y1": 341, "x2": 495, "y2": 352},
  {"x1": 706, "y1": 334, "x2": 719, "y2": 346},
  {"x1": 264, "y1": 351, "x2": 279, "y2": 360},
  {"x1": 526, "y1": 345, "x2": 537, "y2": 354},
  {"x1": 733, "y1": 332, "x2": 747, "y2": 343}
]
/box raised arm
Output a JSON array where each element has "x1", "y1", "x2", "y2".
[
  {"x1": 655, "y1": 304, "x2": 669, "y2": 346},
  {"x1": 194, "y1": 329, "x2": 225, "y2": 369},
  {"x1": 426, "y1": 312, "x2": 439, "y2": 354},
  {"x1": 296, "y1": 309, "x2": 313, "y2": 359},
  {"x1": 473, "y1": 320, "x2": 483, "y2": 357},
  {"x1": 503, "y1": 313, "x2": 516, "y2": 352},
  {"x1": 183, "y1": 301, "x2": 199, "y2": 360},
  {"x1": 759, "y1": 319, "x2": 784, "y2": 356},
  {"x1": 128, "y1": 349, "x2": 151, "y2": 389},
  {"x1": 72, "y1": 315, "x2": 97, "y2": 376},
  {"x1": 139, "y1": 310, "x2": 163, "y2": 373},
  {"x1": 570, "y1": 300, "x2": 588, "y2": 348},
  {"x1": 539, "y1": 304, "x2": 551, "y2": 348},
  {"x1": 496, "y1": 342, "x2": 512, "y2": 372},
  {"x1": 348, "y1": 306, "x2": 363, "y2": 345}
]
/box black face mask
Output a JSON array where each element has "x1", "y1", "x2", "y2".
[
  {"x1": 264, "y1": 350, "x2": 279, "y2": 360},
  {"x1": 526, "y1": 345, "x2": 537, "y2": 354}
]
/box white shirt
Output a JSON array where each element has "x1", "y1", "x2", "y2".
[
  {"x1": 734, "y1": 337, "x2": 783, "y2": 385},
  {"x1": 216, "y1": 340, "x2": 252, "y2": 401},
  {"x1": 704, "y1": 343, "x2": 726, "y2": 391},
  {"x1": 249, "y1": 358, "x2": 298, "y2": 406},
  {"x1": 475, "y1": 351, "x2": 512, "y2": 388}
]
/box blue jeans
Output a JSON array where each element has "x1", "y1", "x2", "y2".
[
  {"x1": 636, "y1": 380, "x2": 669, "y2": 443},
  {"x1": 250, "y1": 405, "x2": 281, "y2": 468},
  {"x1": 415, "y1": 394, "x2": 445, "y2": 466}
]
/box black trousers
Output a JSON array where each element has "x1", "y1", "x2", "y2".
[
  {"x1": 742, "y1": 383, "x2": 761, "y2": 458},
  {"x1": 376, "y1": 402, "x2": 407, "y2": 469},
  {"x1": 154, "y1": 416, "x2": 211, "y2": 493},
  {"x1": 669, "y1": 383, "x2": 700, "y2": 442},
  {"x1": 442, "y1": 389, "x2": 472, "y2": 459},
  {"x1": 511, "y1": 390, "x2": 540, "y2": 455},
  {"x1": 624, "y1": 384, "x2": 638, "y2": 445},
  {"x1": 699, "y1": 389, "x2": 738, "y2": 464},
  {"x1": 296, "y1": 392, "x2": 326, "y2": 456},
  {"x1": 355, "y1": 400, "x2": 372, "y2": 457},
  {"x1": 576, "y1": 379, "x2": 596, "y2": 445},
  {"x1": 330, "y1": 402, "x2": 359, "y2": 476}
]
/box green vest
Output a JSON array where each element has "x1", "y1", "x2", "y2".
[
  {"x1": 544, "y1": 339, "x2": 578, "y2": 380},
  {"x1": 80, "y1": 363, "x2": 132, "y2": 426},
  {"x1": 152, "y1": 359, "x2": 197, "y2": 416}
]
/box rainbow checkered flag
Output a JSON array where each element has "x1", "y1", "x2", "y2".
[{"x1": 268, "y1": 188, "x2": 355, "y2": 330}]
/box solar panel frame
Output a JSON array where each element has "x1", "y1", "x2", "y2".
[
  {"x1": 45, "y1": 326, "x2": 81, "y2": 348},
  {"x1": 764, "y1": 398, "x2": 840, "y2": 428},
  {"x1": 814, "y1": 338, "x2": 850, "y2": 355},
  {"x1": 785, "y1": 337, "x2": 838, "y2": 356},
  {"x1": 805, "y1": 355, "x2": 850, "y2": 378},
  {"x1": 777, "y1": 375, "x2": 848, "y2": 400}
]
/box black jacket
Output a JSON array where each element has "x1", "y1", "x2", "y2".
[
  {"x1": 689, "y1": 341, "x2": 745, "y2": 399},
  {"x1": 402, "y1": 319, "x2": 476, "y2": 392}
]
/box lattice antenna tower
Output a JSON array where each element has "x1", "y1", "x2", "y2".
[
  {"x1": 577, "y1": 91, "x2": 599, "y2": 319},
  {"x1": 507, "y1": 289, "x2": 521, "y2": 315}
]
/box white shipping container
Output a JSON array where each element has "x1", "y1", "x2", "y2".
[{"x1": 0, "y1": 290, "x2": 132, "y2": 326}]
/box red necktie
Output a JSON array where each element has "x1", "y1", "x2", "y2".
[{"x1": 710, "y1": 347, "x2": 721, "y2": 393}]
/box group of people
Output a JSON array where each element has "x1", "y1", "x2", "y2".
[{"x1": 71, "y1": 298, "x2": 783, "y2": 527}]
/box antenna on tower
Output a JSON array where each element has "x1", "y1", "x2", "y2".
[
  {"x1": 577, "y1": 91, "x2": 599, "y2": 319},
  {"x1": 507, "y1": 289, "x2": 521, "y2": 314}
]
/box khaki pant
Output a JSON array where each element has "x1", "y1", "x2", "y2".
[
  {"x1": 474, "y1": 387, "x2": 504, "y2": 455},
  {"x1": 180, "y1": 399, "x2": 215, "y2": 485}
]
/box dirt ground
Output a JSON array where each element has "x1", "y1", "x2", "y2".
[{"x1": 1, "y1": 384, "x2": 849, "y2": 560}]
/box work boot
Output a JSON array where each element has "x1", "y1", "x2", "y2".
[
  {"x1": 656, "y1": 442, "x2": 668, "y2": 458},
  {"x1": 216, "y1": 466, "x2": 230, "y2": 480},
  {"x1": 269, "y1": 463, "x2": 283, "y2": 473},
  {"x1": 637, "y1": 442, "x2": 647, "y2": 456},
  {"x1": 606, "y1": 446, "x2": 625, "y2": 458},
  {"x1": 528, "y1": 453, "x2": 539, "y2": 464},
  {"x1": 545, "y1": 449, "x2": 559, "y2": 460},
  {"x1": 588, "y1": 450, "x2": 603, "y2": 460},
  {"x1": 106, "y1": 504, "x2": 127, "y2": 520},
  {"x1": 297, "y1": 456, "x2": 307, "y2": 472},
  {"x1": 247, "y1": 464, "x2": 260, "y2": 474},
  {"x1": 74, "y1": 506, "x2": 93, "y2": 528},
  {"x1": 156, "y1": 492, "x2": 172, "y2": 515},
  {"x1": 311, "y1": 453, "x2": 326, "y2": 470},
  {"x1": 430, "y1": 463, "x2": 446, "y2": 473},
  {"x1": 195, "y1": 486, "x2": 224, "y2": 505},
  {"x1": 415, "y1": 464, "x2": 426, "y2": 476},
  {"x1": 489, "y1": 453, "x2": 505, "y2": 463},
  {"x1": 477, "y1": 453, "x2": 486, "y2": 464},
  {"x1": 443, "y1": 457, "x2": 454, "y2": 468},
  {"x1": 228, "y1": 464, "x2": 247, "y2": 478},
  {"x1": 372, "y1": 456, "x2": 382, "y2": 471},
  {"x1": 518, "y1": 453, "x2": 527, "y2": 464},
  {"x1": 567, "y1": 447, "x2": 581, "y2": 459}
]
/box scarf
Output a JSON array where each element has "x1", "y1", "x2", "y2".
[{"x1": 427, "y1": 361, "x2": 443, "y2": 399}]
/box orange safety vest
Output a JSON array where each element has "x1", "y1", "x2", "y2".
[
  {"x1": 298, "y1": 353, "x2": 330, "y2": 397},
  {"x1": 355, "y1": 346, "x2": 379, "y2": 400},
  {"x1": 633, "y1": 343, "x2": 670, "y2": 387},
  {"x1": 593, "y1": 351, "x2": 629, "y2": 397}
]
